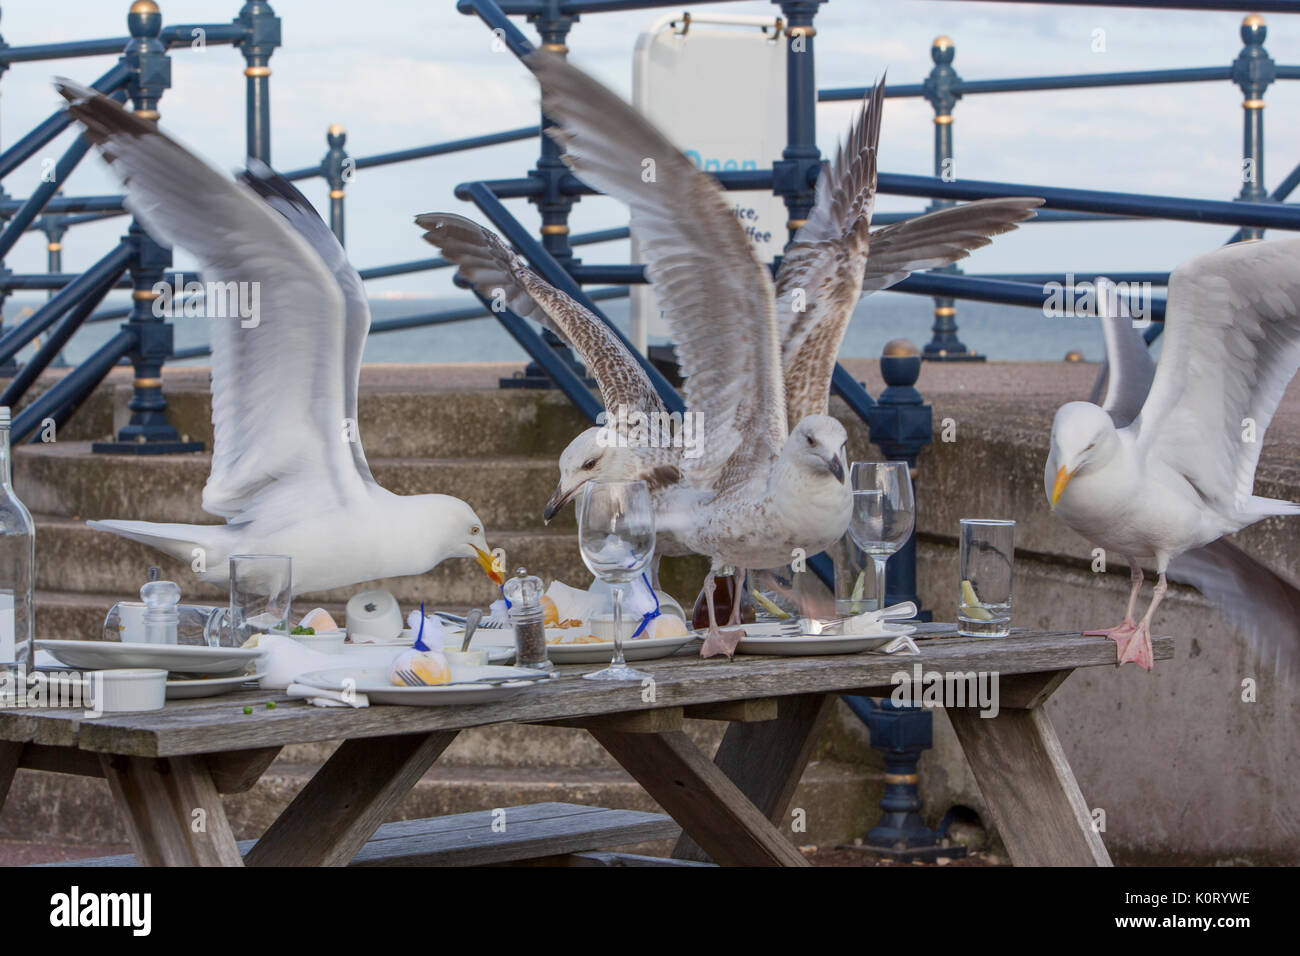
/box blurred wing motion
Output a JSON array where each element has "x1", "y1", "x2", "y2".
[
  {"x1": 415, "y1": 212, "x2": 665, "y2": 418},
  {"x1": 57, "y1": 79, "x2": 371, "y2": 525},
  {"x1": 526, "y1": 49, "x2": 784, "y2": 495},
  {"x1": 1132, "y1": 238, "x2": 1300, "y2": 520}
]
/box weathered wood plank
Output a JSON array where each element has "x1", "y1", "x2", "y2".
[
  {"x1": 2, "y1": 631, "x2": 1175, "y2": 759},
  {"x1": 206, "y1": 747, "x2": 282, "y2": 794},
  {"x1": 673, "y1": 692, "x2": 834, "y2": 863},
  {"x1": 589, "y1": 727, "x2": 809, "y2": 867},
  {"x1": 99, "y1": 754, "x2": 244, "y2": 866},
  {"x1": 0, "y1": 741, "x2": 22, "y2": 813},
  {"x1": 683, "y1": 698, "x2": 778, "y2": 722},
  {"x1": 536, "y1": 707, "x2": 684, "y2": 734},
  {"x1": 18, "y1": 743, "x2": 103, "y2": 777},
  {"x1": 243, "y1": 730, "x2": 458, "y2": 867},
  {"x1": 947, "y1": 695, "x2": 1112, "y2": 867},
  {"x1": 351, "y1": 806, "x2": 680, "y2": 867}
]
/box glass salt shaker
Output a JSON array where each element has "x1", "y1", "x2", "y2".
[
  {"x1": 139, "y1": 578, "x2": 182, "y2": 645},
  {"x1": 503, "y1": 568, "x2": 552, "y2": 672}
]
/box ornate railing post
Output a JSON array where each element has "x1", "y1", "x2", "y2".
[
  {"x1": 1234, "y1": 14, "x2": 1274, "y2": 241},
  {"x1": 0, "y1": 5, "x2": 15, "y2": 378},
  {"x1": 772, "y1": 0, "x2": 826, "y2": 238},
  {"x1": 502, "y1": 2, "x2": 588, "y2": 391},
  {"x1": 93, "y1": 0, "x2": 200, "y2": 455},
  {"x1": 39, "y1": 201, "x2": 69, "y2": 367},
  {"x1": 236, "y1": 0, "x2": 280, "y2": 164},
  {"x1": 922, "y1": 36, "x2": 980, "y2": 361},
  {"x1": 848, "y1": 338, "x2": 957, "y2": 860},
  {"x1": 324, "y1": 123, "x2": 348, "y2": 245}
]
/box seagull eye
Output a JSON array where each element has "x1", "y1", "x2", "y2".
[
  {"x1": 806, "y1": 434, "x2": 816, "y2": 446},
  {"x1": 581, "y1": 458, "x2": 597, "y2": 470},
  {"x1": 470, "y1": 525, "x2": 481, "y2": 536}
]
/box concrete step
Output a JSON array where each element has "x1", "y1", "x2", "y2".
[
  {"x1": 28, "y1": 380, "x2": 591, "y2": 460},
  {"x1": 33, "y1": 516, "x2": 585, "y2": 605},
  {"x1": 15, "y1": 442, "x2": 575, "y2": 532},
  {"x1": 0, "y1": 756, "x2": 881, "y2": 852}
]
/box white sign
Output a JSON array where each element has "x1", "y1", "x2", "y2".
[{"x1": 631, "y1": 12, "x2": 788, "y2": 351}]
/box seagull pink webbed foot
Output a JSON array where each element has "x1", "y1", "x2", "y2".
[
  {"x1": 699, "y1": 568, "x2": 746, "y2": 660},
  {"x1": 1082, "y1": 560, "x2": 1153, "y2": 669}
]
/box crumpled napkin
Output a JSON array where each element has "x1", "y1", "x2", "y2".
[
  {"x1": 286, "y1": 682, "x2": 369, "y2": 708},
  {"x1": 874, "y1": 633, "x2": 920, "y2": 656}
]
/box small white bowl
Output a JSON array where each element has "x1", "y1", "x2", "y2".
[
  {"x1": 94, "y1": 668, "x2": 167, "y2": 712},
  {"x1": 290, "y1": 630, "x2": 347, "y2": 654},
  {"x1": 589, "y1": 613, "x2": 641, "y2": 643},
  {"x1": 442, "y1": 646, "x2": 488, "y2": 668}
]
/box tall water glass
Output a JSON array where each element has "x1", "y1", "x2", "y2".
[
  {"x1": 847, "y1": 462, "x2": 915, "y2": 612},
  {"x1": 229, "y1": 554, "x2": 293, "y2": 646},
  {"x1": 958, "y1": 519, "x2": 1015, "y2": 637},
  {"x1": 578, "y1": 480, "x2": 655, "y2": 682}
]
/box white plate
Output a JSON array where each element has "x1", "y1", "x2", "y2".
[
  {"x1": 734, "y1": 623, "x2": 917, "y2": 656},
  {"x1": 340, "y1": 635, "x2": 514, "y2": 665},
  {"x1": 166, "y1": 671, "x2": 266, "y2": 700},
  {"x1": 36, "y1": 640, "x2": 263, "y2": 676},
  {"x1": 293, "y1": 664, "x2": 548, "y2": 707},
  {"x1": 541, "y1": 632, "x2": 697, "y2": 664}
]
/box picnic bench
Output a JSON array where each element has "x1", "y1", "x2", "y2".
[{"x1": 0, "y1": 625, "x2": 1173, "y2": 867}]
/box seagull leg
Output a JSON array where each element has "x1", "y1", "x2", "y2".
[
  {"x1": 700, "y1": 569, "x2": 746, "y2": 660},
  {"x1": 1118, "y1": 571, "x2": 1164, "y2": 671},
  {"x1": 1084, "y1": 559, "x2": 1142, "y2": 646}
]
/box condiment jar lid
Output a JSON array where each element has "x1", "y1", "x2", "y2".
[{"x1": 502, "y1": 567, "x2": 543, "y2": 606}]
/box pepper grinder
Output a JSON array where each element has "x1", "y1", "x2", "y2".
[
  {"x1": 502, "y1": 567, "x2": 552, "y2": 671},
  {"x1": 140, "y1": 578, "x2": 182, "y2": 646}
]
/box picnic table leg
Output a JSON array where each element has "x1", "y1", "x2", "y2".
[
  {"x1": 0, "y1": 742, "x2": 22, "y2": 815},
  {"x1": 945, "y1": 670, "x2": 1112, "y2": 866},
  {"x1": 671, "y1": 692, "x2": 835, "y2": 863},
  {"x1": 98, "y1": 754, "x2": 244, "y2": 866},
  {"x1": 244, "y1": 730, "x2": 459, "y2": 867},
  {"x1": 589, "y1": 726, "x2": 811, "y2": 867}
]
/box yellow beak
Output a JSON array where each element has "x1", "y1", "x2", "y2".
[
  {"x1": 473, "y1": 546, "x2": 504, "y2": 585},
  {"x1": 1050, "y1": 466, "x2": 1073, "y2": 507}
]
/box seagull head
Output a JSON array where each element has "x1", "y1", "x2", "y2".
[
  {"x1": 544, "y1": 426, "x2": 638, "y2": 523},
  {"x1": 1046, "y1": 401, "x2": 1118, "y2": 507},
  {"x1": 786, "y1": 415, "x2": 848, "y2": 484},
  {"x1": 423, "y1": 495, "x2": 503, "y2": 585}
]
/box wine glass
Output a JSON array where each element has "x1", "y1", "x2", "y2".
[
  {"x1": 578, "y1": 479, "x2": 656, "y2": 682},
  {"x1": 847, "y1": 462, "x2": 915, "y2": 612}
]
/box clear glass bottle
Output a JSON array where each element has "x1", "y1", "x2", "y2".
[{"x1": 0, "y1": 407, "x2": 35, "y2": 671}]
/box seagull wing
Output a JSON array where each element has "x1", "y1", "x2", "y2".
[
  {"x1": 526, "y1": 50, "x2": 784, "y2": 494},
  {"x1": 775, "y1": 77, "x2": 1040, "y2": 421},
  {"x1": 57, "y1": 80, "x2": 365, "y2": 523},
  {"x1": 239, "y1": 159, "x2": 376, "y2": 486},
  {"x1": 857, "y1": 197, "x2": 1043, "y2": 296},
  {"x1": 776, "y1": 82, "x2": 880, "y2": 424},
  {"x1": 1090, "y1": 276, "x2": 1156, "y2": 429},
  {"x1": 1169, "y1": 538, "x2": 1300, "y2": 677},
  {"x1": 415, "y1": 213, "x2": 666, "y2": 419},
  {"x1": 1133, "y1": 237, "x2": 1300, "y2": 517}
]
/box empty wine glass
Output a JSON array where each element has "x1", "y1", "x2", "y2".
[
  {"x1": 578, "y1": 479, "x2": 656, "y2": 682},
  {"x1": 847, "y1": 461, "x2": 916, "y2": 612}
]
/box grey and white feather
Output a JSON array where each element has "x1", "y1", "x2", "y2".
[{"x1": 58, "y1": 80, "x2": 501, "y2": 595}]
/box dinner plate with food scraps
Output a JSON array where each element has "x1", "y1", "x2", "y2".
[
  {"x1": 165, "y1": 671, "x2": 266, "y2": 700},
  {"x1": 36, "y1": 640, "x2": 263, "y2": 676},
  {"x1": 543, "y1": 629, "x2": 698, "y2": 664},
  {"x1": 293, "y1": 664, "x2": 549, "y2": 707},
  {"x1": 733, "y1": 622, "x2": 917, "y2": 656}
]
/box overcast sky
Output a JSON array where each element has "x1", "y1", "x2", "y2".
[{"x1": 3, "y1": 0, "x2": 1298, "y2": 299}]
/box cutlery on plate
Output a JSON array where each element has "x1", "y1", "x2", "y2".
[
  {"x1": 779, "y1": 601, "x2": 919, "y2": 635},
  {"x1": 460, "y1": 608, "x2": 483, "y2": 652}
]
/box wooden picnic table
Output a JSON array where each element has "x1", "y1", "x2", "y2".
[{"x1": 0, "y1": 625, "x2": 1173, "y2": 867}]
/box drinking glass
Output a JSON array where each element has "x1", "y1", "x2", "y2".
[
  {"x1": 958, "y1": 519, "x2": 1015, "y2": 637},
  {"x1": 847, "y1": 462, "x2": 915, "y2": 612},
  {"x1": 228, "y1": 554, "x2": 293, "y2": 646},
  {"x1": 578, "y1": 480, "x2": 656, "y2": 682}
]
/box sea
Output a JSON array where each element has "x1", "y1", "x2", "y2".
[{"x1": 2, "y1": 290, "x2": 1115, "y2": 369}]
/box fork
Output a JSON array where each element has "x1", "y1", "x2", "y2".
[{"x1": 392, "y1": 667, "x2": 540, "y2": 688}]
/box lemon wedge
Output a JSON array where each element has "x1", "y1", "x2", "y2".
[{"x1": 960, "y1": 579, "x2": 995, "y2": 620}]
